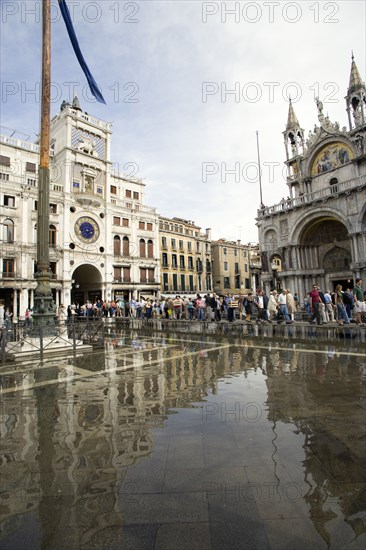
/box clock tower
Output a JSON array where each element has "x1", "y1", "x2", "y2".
[{"x1": 46, "y1": 96, "x2": 160, "y2": 305}]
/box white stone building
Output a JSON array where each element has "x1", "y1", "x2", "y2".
[
  {"x1": 0, "y1": 98, "x2": 160, "y2": 317},
  {"x1": 257, "y1": 56, "x2": 366, "y2": 297}
]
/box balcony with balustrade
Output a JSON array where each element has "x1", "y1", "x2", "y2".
[{"x1": 257, "y1": 174, "x2": 366, "y2": 219}]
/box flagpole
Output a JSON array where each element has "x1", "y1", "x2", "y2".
[
  {"x1": 33, "y1": 0, "x2": 56, "y2": 332},
  {"x1": 256, "y1": 130, "x2": 264, "y2": 208}
]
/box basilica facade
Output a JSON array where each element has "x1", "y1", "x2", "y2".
[{"x1": 257, "y1": 56, "x2": 366, "y2": 297}]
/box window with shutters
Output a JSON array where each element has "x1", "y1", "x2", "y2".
[
  {"x1": 4, "y1": 195, "x2": 15, "y2": 207},
  {"x1": 114, "y1": 266, "x2": 122, "y2": 281},
  {"x1": 140, "y1": 267, "x2": 146, "y2": 283},
  {"x1": 0, "y1": 155, "x2": 11, "y2": 167},
  {"x1": 114, "y1": 236, "x2": 121, "y2": 255},
  {"x1": 147, "y1": 239, "x2": 153, "y2": 258},
  {"x1": 3, "y1": 219, "x2": 14, "y2": 243},
  {"x1": 50, "y1": 262, "x2": 57, "y2": 279},
  {"x1": 173, "y1": 274, "x2": 178, "y2": 291},
  {"x1": 3, "y1": 258, "x2": 15, "y2": 278},
  {"x1": 139, "y1": 239, "x2": 146, "y2": 258},
  {"x1": 123, "y1": 267, "x2": 131, "y2": 282},
  {"x1": 26, "y1": 162, "x2": 36, "y2": 173},
  {"x1": 49, "y1": 225, "x2": 57, "y2": 247},
  {"x1": 163, "y1": 273, "x2": 169, "y2": 291},
  {"x1": 123, "y1": 237, "x2": 129, "y2": 256}
]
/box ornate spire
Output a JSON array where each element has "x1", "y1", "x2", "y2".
[
  {"x1": 348, "y1": 53, "x2": 364, "y2": 94},
  {"x1": 286, "y1": 98, "x2": 299, "y2": 130}
]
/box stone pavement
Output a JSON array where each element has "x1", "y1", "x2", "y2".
[{"x1": 1, "y1": 331, "x2": 365, "y2": 549}]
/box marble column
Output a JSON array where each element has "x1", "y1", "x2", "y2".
[
  {"x1": 13, "y1": 289, "x2": 18, "y2": 319},
  {"x1": 19, "y1": 288, "x2": 29, "y2": 317}
]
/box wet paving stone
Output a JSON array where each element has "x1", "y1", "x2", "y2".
[{"x1": 0, "y1": 330, "x2": 365, "y2": 549}]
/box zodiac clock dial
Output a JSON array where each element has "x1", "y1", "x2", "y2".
[{"x1": 74, "y1": 217, "x2": 100, "y2": 243}]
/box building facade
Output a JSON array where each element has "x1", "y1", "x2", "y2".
[
  {"x1": 211, "y1": 239, "x2": 252, "y2": 295},
  {"x1": 0, "y1": 98, "x2": 160, "y2": 316},
  {"x1": 158, "y1": 217, "x2": 212, "y2": 296},
  {"x1": 257, "y1": 56, "x2": 366, "y2": 297}
]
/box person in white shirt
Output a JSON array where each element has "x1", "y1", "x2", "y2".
[
  {"x1": 324, "y1": 291, "x2": 335, "y2": 322},
  {"x1": 277, "y1": 289, "x2": 292, "y2": 323},
  {"x1": 268, "y1": 292, "x2": 278, "y2": 322}
]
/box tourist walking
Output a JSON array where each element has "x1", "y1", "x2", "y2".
[
  {"x1": 196, "y1": 295, "x2": 205, "y2": 321},
  {"x1": 25, "y1": 308, "x2": 32, "y2": 328},
  {"x1": 255, "y1": 290, "x2": 268, "y2": 322},
  {"x1": 309, "y1": 285, "x2": 322, "y2": 325},
  {"x1": 277, "y1": 289, "x2": 292, "y2": 323},
  {"x1": 268, "y1": 291, "x2": 278, "y2": 322},
  {"x1": 5, "y1": 308, "x2": 12, "y2": 330},
  {"x1": 244, "y1": 293, "x2": 254, "y2": 322},
  {"x1": 353, "y1": 278, "x2": 363, "y2": 325},
  {"x1": 343, "y1": 288, "x2": 354, "y2": 320},
  {"x1": 334, "y1": 284, "x2": 350, "y2": 325},
  {"x1": 286, "y1": 289, "x2": 296, "y2": 321},
  {"x1": 323, "y1": 291, "x2": 335, "y2": 322}
]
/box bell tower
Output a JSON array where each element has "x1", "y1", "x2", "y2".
[
  {"x1": 283, "y1": 99, "x2": 305, "y2": 195},
  {"x1": 346, "y1": 53, "x2": 366, "y2": 131}
]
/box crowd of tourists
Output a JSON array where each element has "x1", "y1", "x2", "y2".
[
  {"x1": 60, "y1": 278, "x2": 365, "y2": 325},
  {"x1": 1, "y1": 279, "x2": 364, "y2": 328}
]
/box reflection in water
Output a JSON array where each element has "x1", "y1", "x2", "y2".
[{"x1": 0, "y1": 330, "x2": 365, "y2": 549}]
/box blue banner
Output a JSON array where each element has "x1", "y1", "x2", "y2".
[{"x1": 58, "y1": 0, "x2": 106, "y2": 104}]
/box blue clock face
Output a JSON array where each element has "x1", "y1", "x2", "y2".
[
  {"x1": 80, "y1": 222, "x2": 95, "y2": 239},
  {"x1": 75, "y1": 216, "x2": 99, "y2": 243}
]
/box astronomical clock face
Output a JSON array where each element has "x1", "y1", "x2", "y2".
[{"x1": 74, "y1": 216, "x2": 100, "y2": 243}]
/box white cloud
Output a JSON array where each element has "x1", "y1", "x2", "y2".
[{"x1": 1, "y1": 0, "x2": 365, "y2": 242}]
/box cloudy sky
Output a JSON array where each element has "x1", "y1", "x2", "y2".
[{"x1": 1, "y1": 0, "x2": 365, "y2": 242}]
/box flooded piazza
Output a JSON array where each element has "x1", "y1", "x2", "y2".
[{"x1": 0, "y1": 329, "x2": 365, "y2": 550}]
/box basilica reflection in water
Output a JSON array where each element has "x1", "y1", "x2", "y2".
[{"x1": 1, "y1": 331, "x2": 365, "y2": 549}]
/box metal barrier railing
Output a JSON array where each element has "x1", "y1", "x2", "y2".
[{"x1": 1, "y1": 318, "x2": 106, "y2": 363}]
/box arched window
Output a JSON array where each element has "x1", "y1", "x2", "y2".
[
  {"x1": 147, "y1": 239, "x2": 153, "y2": 258},
  {"x1": 49, "y1": 225, "x2": 57, "y2": 247},
  {"x1": 123, "y1": 236, "x2": 129, "y2": 256},
  {"x1": 114, "y1": 235, "x2": 121, "y2": 255},
  {"x1": 139, "y1": 238, "x2": 146, "y2": 258},
  {"x1": 3, "y1": 219, "x2": 14, "y2": 243}
]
